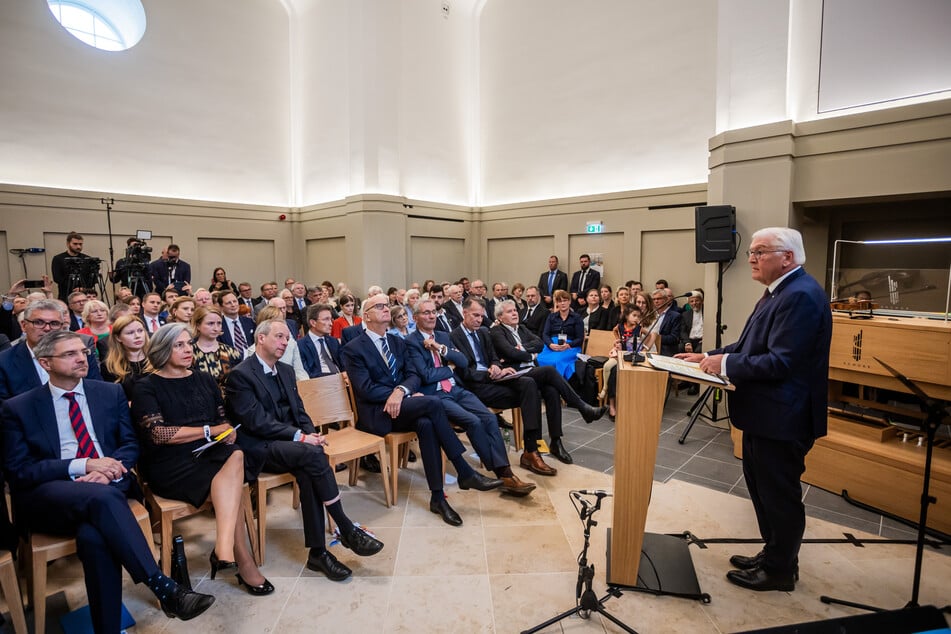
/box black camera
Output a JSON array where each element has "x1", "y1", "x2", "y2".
[
  {"x1": 126, "y1": 239, "x2": 153, "y2": 265},
  {"x1": 64, "y1": 256, "x2": 102, "y2": 289}
]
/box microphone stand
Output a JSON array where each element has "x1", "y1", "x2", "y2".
[{"x1": 522, "y1": 491, "x2": 637, "y2": 634}]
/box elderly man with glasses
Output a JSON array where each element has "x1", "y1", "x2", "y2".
[{"x1": 0, "y1": 299, "x2": 102, "y2": 403}]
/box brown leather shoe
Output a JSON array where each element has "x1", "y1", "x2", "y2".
[
  {"x1": 520, "y1": 451, "x2": 557, "y2": 476},
  {"x1": 500, "y1": 475, "x2": 537, "y2": 496}
]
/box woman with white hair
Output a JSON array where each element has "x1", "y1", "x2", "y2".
[{"x1": 76, "y1": 299, "x2": 111, "y2": 341}]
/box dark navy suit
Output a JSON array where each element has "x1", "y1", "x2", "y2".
[
  {"x1": 406, "y1": 330, "x2": 508, "y2": 471},
  {"x1": 340, "y1": 323, "x2": 364, "y2": 346},
  {"x1": 0, "y1": 340, "x2": 101, "y2": 402},
  {"x1": 299, "y1": 334, "x2": 342, "y2": 378},
  {"x1": 341, "y1": 331, "x2": 464, "y2": 491},
  {"x1": 218, "y1": 315, "x2": 255, "y2": 350},
  {"x1": 654, "y1": 308, "x2": 683, "y2": 357},
  {"x1": 1, "y1": 380, "x2": 158, "y2": 634},
  {"x1": 712, "y1": 267, "x2": 832, "y2": 575},
  {"x1": 224, "y1": 357, "x2": 339, "y2": 549}
]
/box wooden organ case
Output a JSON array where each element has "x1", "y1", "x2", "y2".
[{"x1": 802, "y1": 313, "x2": 951, "y2": 534}]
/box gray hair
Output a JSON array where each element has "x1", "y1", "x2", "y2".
[
  {"x1": 256, "y1": 318, "x2": 289, "y2": 339},
  {"x1": 23, "y1": 299, "x2": 63, "y2": 321},
  {"x1": 494, "y1": 299, "x2": 516, "y2": 318},
  {"x1": 33, "y1": 330, "x2": 83, "y2": 358},
  {"x1": 752, "y1": 227, "x2": 806, "y2": 266},
  {"x1": 147, "y1": 323, "x2": 192, "y2": 369},
  {"x1": 81, "y1": 299, "x2": 109, "y2": 322}
]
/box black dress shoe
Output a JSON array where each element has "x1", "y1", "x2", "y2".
[
  {"x1": 160, "y1": 585, "x2": 215, "y2": 621},
  {"x1": 407, "y1": 449, "x2": 417, "y2": 463},
  {"x1": 580, "y1": 404, "x2": 608, "y2": 424},
  {"x1": 496, "y1": 413, "x2": 513, "y2": 429},
  {"x1": 335, "y1": 463, "x2": 348, "y2": 472},
  {"x1": 548, "y1": 438, "x2": 573, "y2": 464},
  {"x1": 429, "y1": 497, "x2": 463, "y2": 526},
  {"x1": 306, "y1": 549, "x2": 352, "y2": 581},
  {"x1": 726, "y1": 566, "x2": 795, "y2": 592},
  {"x1": 457, "y1": 472, "x2": 504, "y2": 491},
  {"x1": 729, "y1": 550, "x2": 765, "y2": 570},
  {"x1": 339, "y1": 526, "x2": 384, "y2": 556},
  {"x1": 236, "y1": 574, "x2": 275, "y2": 596},
  {"x1": 360, "y1": 454, "x2": 381, "y2": 473}
]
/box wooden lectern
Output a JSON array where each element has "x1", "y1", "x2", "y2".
[{"x1": 606, "y1": 359, "x2": 708, "y2": 601}]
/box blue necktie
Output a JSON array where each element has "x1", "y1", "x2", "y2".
[
  {"x1": 380, "y1": 336, "x2": 398, "y2": 382},
  {"x1": 548, "y1": 271, "x2": 555, "y2": 296},
  {"x1": 468, "y1": 330, "x2": 486, "y2": 367}
]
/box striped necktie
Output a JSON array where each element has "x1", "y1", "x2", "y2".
[
  {"x1": 232, "y1": 319, "x2": 247, "y2": 354},
  {"x1": 64, "y1": 392, "x2": 99, "y2": 459},
  {"x1": 380, "y1": 336, "x2": 398, "y2": 382}
]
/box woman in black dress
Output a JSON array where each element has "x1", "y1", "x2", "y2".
[
  {"x1": 131, "y1": 323, "x2": 272, "y2": 596},
  {"x1": 100, "y1": 314, "x2": 150, "y2": 400}
]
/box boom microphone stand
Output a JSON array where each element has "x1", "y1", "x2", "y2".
[
  {"x1": 821, "y1": 357, "x2": 950, "y2": 613},
  {"x1": 522, "y1": 490, "x2": 637, "y2": 634}
]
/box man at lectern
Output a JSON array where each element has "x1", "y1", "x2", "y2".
[{"x1": 677, "y1": 227, "x2": 831, "y2": 592}]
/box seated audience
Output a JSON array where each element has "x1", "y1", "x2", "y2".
[
  {"x1": 581, "y1": 288, "x2": 608, "y2": 332},
  {"x1": 299, "y1": 303, "x2": 342, "y2": 378},
  {"x1": 679, "y1": 289, "x2": 704, "y2": 354},
  {"x1": 606, "y1": 286, "x2": 631, "y2": 330},
  {"x1": 651, "y1": 289, "x2": 683, "y2": 356},
  {"x1": 166, "y1": 296, "x2": 196, "y2": 325},
  {"x1": 190, "y1": 306, "x2": 243, "y2": 384},
  {"x1": 388, "y1": 305, "x2": 412, "y2": 338},
  {"x1": 537, "y1": 289, "x2": 583, "y2": 379},
  {"x1": 141, "y1": 292, "x2": 166, "y2": 334},
  {"x1": 403, "y1": 288, "x2": 421, "y2": 326},
  {"x1": 519, "y1": 286, "x2": 548, "y2": 336},
  {"x1": 225, "y1": 319, "x2": 384, "y2": 580},
  {"x1": 209, "y1": 267, "x2": 239, "y2": 295},
  {"x1": 216, "y1": 291, "x2": 255, "y2": 356},
  {"x1": 100, "y1": 314, "x2": 151, "y2": 399},
  {"x1": 331, "y1": 294, "x2": 360, "y2": 340},
  {"x1": 599, "y1": 284, "x2": 614, "y2": 316},
  {"x1": 121, "y1": 294, "x2": 142, "y2": 315},
  {"x1": 67, "y1": 290, "x2": 88, "y2": 331},
  {"x1": 511, "y1": 282, "x2": 526, "y2": 312},
  {"x1": 3, "y1": 330, "x2": 215, "y2": 631},
  {"x1": 193, "y1": 288, "x2": 214, "y2": 308},
  {"x1": 76, "y1": 299, "x2": 112, "y2": 344},
  {"x1": 247, "y1": 305, "x2": 309, "y2": 380},
  {"x1": 131, "y1": 324, "x2": 272, "y2": 596},
  {"x1": 601, "y1": 306, "x2": 657, "y2": 417}
]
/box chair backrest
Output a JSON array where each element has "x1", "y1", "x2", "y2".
[
  {"x1": 585, "y1": 329, "x2": 617, "y2": 357},
  {"x1": 297, "y1": 374, "x2": 356, "y2": 429}
]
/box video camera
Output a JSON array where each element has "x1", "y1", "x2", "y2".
[
  {"x1": 64, "y1": 256, "x2": 103, "y2": 289},
  {"x1": 125, "y1": 238, "x2": 153, "y2": 266}
]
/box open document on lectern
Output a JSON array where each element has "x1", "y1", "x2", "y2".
[{"x1": 644, "y1": 354, "x2": 730, "y2": 386}]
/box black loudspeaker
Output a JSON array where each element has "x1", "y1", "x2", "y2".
[{"x1": 695, "y1": 205, "x2": 736, "y2": 263}]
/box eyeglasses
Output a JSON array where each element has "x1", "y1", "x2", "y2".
[
  {"x1": 370, "y1": 303, "x2": 389, "y2": 312},
  {"x1": 43, "y1": 346, "x2": 93, "y2": 360},
  {"x1": 746, "y1": 249, "x2": 787, "y2": 260},
  {"x1": 25, "y1": 319, "x2": 64, "y2": 329}
]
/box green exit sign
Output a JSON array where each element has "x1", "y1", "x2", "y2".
[{"x1": 586, "y1": 222, "x2": 604, "y2": 234}]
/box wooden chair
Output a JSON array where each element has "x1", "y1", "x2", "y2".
[
  {"x1": 143, "y1": 484, "x2": 258, "y2": 574},
  {"x1": 383, "y1": 430, "x2": 419, "y2": 502},
  {"x1": 251, "y1": 472, "x2": 299, "y2": 564},
  {"x1": 0, "y1": 550, "x2": 28, "y2": 634},
  {"x1": 584, "y1": 329, "x2": 618, "y2": 406},
  {"x1": 489, "y1": 407, "x2": 524, "y2": 451},
  {"x1": 22, "y1": 499, "x2": 153, "y2": 634}
]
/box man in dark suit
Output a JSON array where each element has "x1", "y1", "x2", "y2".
[
  {"x1": 141, "y1": 292, "x2": 166, "y2": 335},
  {"x1": 50, "y1": 231, "x2": 89, "y2": 302},
  {"x1": 149, "y1": 244, "x2": 191, "y2": 294},
  {"x1": 236, "y1": 282, "x2": 256, "y2": 312},
  {"x1": 429, "y1": 285, "x2": 455, "y2": 333},
  {"x1": 341, "y1": 293, "x2": 503, "y2": 527},
  {"x1": 678, "y1": 227, "x2": 832, "y2": 592},
  {"x1": 67, "y1": 290, "x2": 88, "y2": 331},
  {"x1": 490, "y1": 299, "x2": 607, "y2": 465},
  {"x1": 224, "y1": 319, "x2": 383, "y2": 581},
  {"x1": 2, "y1": 330, "x2": 214, "y2": 631},
  {"x1": 569, "y1": 254, "x2": 601, "y2": 311},
  {"x1": 252, "y1": 281, "x2": 279, "y2": 318},
  {"x1": 290, "y1": 282, "x2": 311, "y2": 315},
  {"x1": 450, "y1": 297, "x2": 559, "y2": 477},
  {"x1": 407, "y1": 299, "x2": 535, "y2": 496},
  {"x1": 0, "y1": 300, "x2": 101, "y2": 402},
  {"x1": 650, "y1": 289, "x2": 683, "y2": 357},
  {"x1": 538, "y1": 255, "x2": 568, "y2": 308},
  {"x1": 216, "y1": 291, "x2": 255, "y2": 355},
  {"x1": 299, "y1": 303, "x2": 342, "y2": 378},
  {"x1": 442, "y1": 284, "x2": 465, "y2": 330},
  {"x1": 519, "y1": 286, "x2": 548, "y2": 336}
]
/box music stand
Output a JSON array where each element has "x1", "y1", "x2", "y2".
[{"x1": 820, "y1": 357, "x2": 950, "y2": 612}]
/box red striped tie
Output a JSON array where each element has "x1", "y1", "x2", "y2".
[{"x1": 64, "y1": 392, "x2": 99, "y2": 459}]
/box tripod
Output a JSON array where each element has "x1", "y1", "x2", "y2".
[
  {"x1": 821, "y1": 357, "x2": 950, "y2": 613},
  {"x1": 680, "y1": 259, "x2": 730, "y2": 444},
  {"x1": 522, "y1": 490, "x2": 637, "y2": 634}
]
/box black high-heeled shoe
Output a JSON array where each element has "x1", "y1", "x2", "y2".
[
  {"x1": 209, "y1": 550, "x2": 238, "y2": 580},
  {"x1": 236, "y1": 574, "x2": 275, "y2": 596}
]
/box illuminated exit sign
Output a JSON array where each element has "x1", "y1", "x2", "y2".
[{"x1": 586, "y1": 222, "x2": 604, "y2": 234}]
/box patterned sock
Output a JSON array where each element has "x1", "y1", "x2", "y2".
[{"x1": 146, "y1": 572, "x2": 178, "y2": 602}]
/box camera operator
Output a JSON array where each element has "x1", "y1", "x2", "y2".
[
  {"x1": 110, "y1": 237, "x2": 154, "y2": 299},
  {"x1": 50, "y1": 231, "x2": 90, "y2": 301},
  {"x1": 149, "y1": 243, "x2": 191, "y2": 295}
]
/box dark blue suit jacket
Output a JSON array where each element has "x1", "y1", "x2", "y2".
[
  {"x1": 148, "y1": 258, "x2": 191, "y2": 293},
  {"x1": 218, "y1": 315, "x2": 255, "y2": 349},
  {"x1": 0, "y1": 341, "x2": 102, "y2": 402},
  {"x1": 405, "y1": 330, "x2": 468, "y2": 395},
  {"x1": 655, "y1": 308, "x2": 683, "y2": 357},
  {"x1": 340, "y1": 323, "x2": 364, "y2": 345},
  {"x1": 1, "y1": 379, "x2": 139, "y2": 494},
  {"x1": 298, "y1": 334, "x2": 342, "y2": 378},
  {"x1": 712, "y1": 267, "x2": 832, "y2": 441},
  {"x1": 224, "y1": 356, "x2": 315, "y2": 479},
  {"x1": 341, "y1": 331, "x2": 422, "y2": 436}
]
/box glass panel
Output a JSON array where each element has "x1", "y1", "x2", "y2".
[{"x1": 59, "y1": 4, "x2": 94, "y2": 34}]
